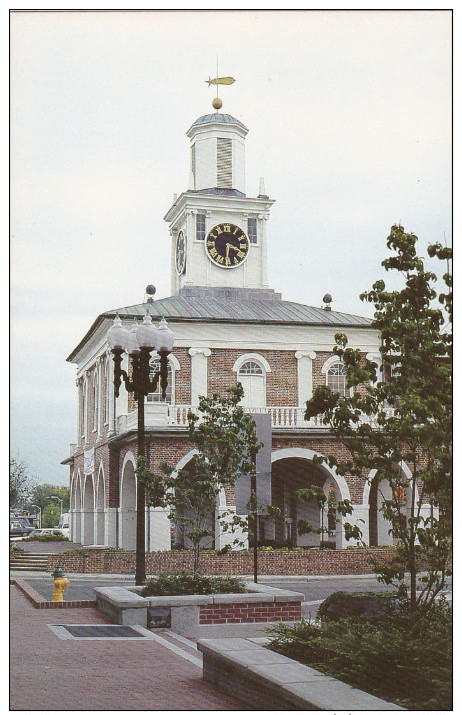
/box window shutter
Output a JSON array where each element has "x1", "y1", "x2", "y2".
[{"x1": 217, "y1": 138, "x2": 232, "y2": 187}]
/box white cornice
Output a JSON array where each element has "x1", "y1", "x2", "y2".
[{"x1": 164, "y1": 192, "x2": 275, "y2": 225}]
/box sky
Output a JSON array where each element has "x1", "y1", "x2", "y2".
[{"x1": 10, "y1": 9, "x2": 452, "y2": 486}]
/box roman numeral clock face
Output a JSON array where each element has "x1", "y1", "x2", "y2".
[{"x1": 205, "y1": 223, "x2": 250, "y2": 268}]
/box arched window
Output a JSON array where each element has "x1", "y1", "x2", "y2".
[
  {"x1": 146, "y1": 357, "x2": 173, "y2": 403},
  {"x1": 238, "y1": 360, "x2": 263, "y2": 376},
  {"x1": 327, "y1": 362, "x2": 348, "y2": 397},
  {"x1": 237, "y1": 359, "x2": 266, "y2": 407}
]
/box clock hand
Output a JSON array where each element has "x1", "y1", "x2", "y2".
[{"x1": 226, "y1": 243, "x2": 238, "y2": 252}]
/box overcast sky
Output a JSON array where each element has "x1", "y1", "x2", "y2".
[{"x1": 10, "y1": 10, "x2": 452, "y2": 485}]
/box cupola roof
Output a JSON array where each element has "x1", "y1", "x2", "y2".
[{"x1": 187, "y1": 113, "x2": 248, "y2": 137}]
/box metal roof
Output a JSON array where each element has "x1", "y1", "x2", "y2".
[
  {"x1": 187, "y1": 113, "x2": 248, "y2": 134},
  {"x1": 67, "y1": 287, "x2": 372, "y2": 362}
]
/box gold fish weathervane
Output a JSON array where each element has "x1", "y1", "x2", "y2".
[{"x1": 206, "y1": 74, "x2": 236, "y2": 111}]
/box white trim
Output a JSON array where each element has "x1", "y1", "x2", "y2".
[
  {"x1": 362, "y1": 462, "x2": 419, "y2": 506},
  {"x1": 321, "y1": 355, "x2": 343, "y2": 374},
  {"x1": 271, "y1": 447, "x2": 351, "y2": 502},
  {"x1": 232, "y1": 353, "x2": 271, "y2": 373}
]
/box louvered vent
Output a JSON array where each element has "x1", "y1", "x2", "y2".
[{"x1": 217, "y1": 138, "x2": 232, "y2": 187}]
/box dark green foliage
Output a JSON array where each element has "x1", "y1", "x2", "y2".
[
  {"x1": 141, "y1": 571, "x2": 247, "y2": 597},
  {"x1": 304, "y1": 226, "x2": 452, "y2": 611},
  {"x1": 24, "y1": 533, "x2": 68, "y2": 542},
  {"x1": 267, "y1": 601, "x2": 452, "y2": 710},
  {"x1": 316, "y1": 590, "x2": 397, "y2": 621}
]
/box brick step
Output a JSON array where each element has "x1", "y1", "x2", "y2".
[
  {"x1": 10, "y1": 564, "x2": 48, "y2": 571},
  {"x1": 10, "y1": 553, "x2": 50, "y2": 571}
]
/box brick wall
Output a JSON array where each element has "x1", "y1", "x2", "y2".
[
  {"x1": 199, "y1": 601, "x2": 301, "y2": 624},
  {"x1": 47, "y1": 547, "x2": 400, "y2": 576}
]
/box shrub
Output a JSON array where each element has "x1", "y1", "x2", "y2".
[
  {"x1": 141, "y1": 571, "x2": 248, "y2": 597},
  {"x1": 24, "y1": 534, "x2": 68, "y2": 542},
  {"x1": 267, "y1": 600, "x2": 452, "y2": 710},
  {"x1": 317, "y1": 590, "x2": 398, "y2": 621}
]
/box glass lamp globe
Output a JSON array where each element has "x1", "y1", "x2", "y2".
[
  {"x1": 136, "y1": 313, "x2": 158, "y2": 349},
  {"x1": 107, "y1": 315, "x2": 128, "y2": 350},
  {"x1": 126, "y1": 322, "x2": 141, "y2": 355},
  {"x1": 157, "y1": 317, "x2": 175, "y2": 352}
]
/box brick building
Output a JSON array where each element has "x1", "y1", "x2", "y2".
[{"x1": 64, "y1": 104, "x2": 433, "y2": 552}]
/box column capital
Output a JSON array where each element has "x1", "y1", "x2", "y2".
[
  {"x1": 295, "y1": 350, "x2": 317, "y2": 361},
  {"x1": 366, "y1": 352, "x2": 381, "y2": 362},
  {"x1": 189, "y1": 347, "x2": 211, "y2": 357}
]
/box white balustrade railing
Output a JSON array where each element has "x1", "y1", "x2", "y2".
[{"x1": 118, "y1": 405, "x2": 327, "y2": 431}]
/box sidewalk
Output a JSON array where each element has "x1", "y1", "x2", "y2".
[{"x1": 10, "y1": 586, "x2": 244, "y2": 710}]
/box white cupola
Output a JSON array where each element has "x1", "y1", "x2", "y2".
[{"x1": 187, "y1": 113, "x2": 248, "y2": 194}]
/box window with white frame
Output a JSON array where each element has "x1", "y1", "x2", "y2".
[
  {"x1": 238, "y1": 360, "x2": 263, "y2": 376},
  {"x1": 92, "y1": 373, "x2": 98, "y2": 430},
  {"x1": 146, "y1": 357, "x2": 173, "y2": 403},
  {"x1": 237, "y1": 359, "x2": 266, "y2": 408},
  {"x1": 247, "y1": 217, "x2": 257, "y2": 244},
  {"x1": 196, "y1": 213, "x2": 206, "y2": 241},
  {"x1": 327, "y1": 362, "x2": 348, "y2": 397}
]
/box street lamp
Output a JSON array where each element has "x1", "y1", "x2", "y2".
[
  {"x1": 107, "y1": 312, "x2": 174, "y2": 585},
  {"x1": 30, "y1": 504, "x2": 42, "y2": 529},
  {"x1": 51, "y1": 496, "x2": 63, "y2": 518}
]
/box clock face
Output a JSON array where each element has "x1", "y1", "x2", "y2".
[
  {"x1": 205, "y1": 223, "x2": 250, "y2": 269},
  {"x1": 175, "y1": 231, "x2": 186, "y2": 275}
]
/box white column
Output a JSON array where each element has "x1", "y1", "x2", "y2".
[
  {"x1": 105, "y1": 507, "x2": 118, "y2": 547},
  {"x1": 83, "y1": 375, "x2": 89, "y2": 445},
  {"x1": 184, "y1": 210, "x2": 194, "y2": 286},
  {"x1": 215, "y1": 507, "x2": 248, "y2": 550},
  {"x1": 258, "y1": 214, "x2": 269, "y2": 288},
  {"x1": 295, "y1": 351, "x2": 317, "y2": 406},
  {"x1": 189, "y1": 348, "x2": 211, "y2": 405},
  {"x1": 97, "y1": 358, "x2": 104, "y2": 436},
  {"x1": 147, "y1": 507, "x2": 171, "y2": 551},
  {"x1": 107, "y1": 356, "x2": 116, "y2": 436},
  {"x1": 349, "y1": 504, "x2": 370, "y2": 546},
  {"x1": 76, "y1": 378, "x2": 83, "y2": 448}
]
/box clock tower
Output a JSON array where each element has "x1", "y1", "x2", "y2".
[{"x1": 164, "y1": 107, "x2": 275, "y2": 295}]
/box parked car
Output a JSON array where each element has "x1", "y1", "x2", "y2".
[
  {"x1": 9, "y1": 520, "x2": 34, "y2": 538},
  {"x1": 13, "y1": 528, "x2": 69, "y2": 541}
]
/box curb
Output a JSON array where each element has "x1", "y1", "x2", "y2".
[{"x1": 11, "y1": 578, "x2": 96, "y2": 609}]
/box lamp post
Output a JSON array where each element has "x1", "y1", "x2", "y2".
[{"x1": 107, "y1": 312, "x2": 174, "y2": 586}]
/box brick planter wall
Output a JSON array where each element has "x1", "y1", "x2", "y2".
[
  {"x1": 199, "y1": 601, "x2": 302, "y2": 625},
  {"x1": 46, "y1": 547, "x2": 401, "y2": 576}
]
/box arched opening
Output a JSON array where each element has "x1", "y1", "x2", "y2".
[
  {"x1": 171, "y1": 457, "x2": 217, "y2": 551},
  {"x1": 367, "y1": 465, "x2": 415, "y2": 547},
  {"x1": 95, "y1": 468, "x2": 105, "y2": 545},
  {"x1": 269, "y1": 450, "x2": 350, "y2": 550},
  {"x1": 120, "y1": 458, "x2": 137, "y2": 550},
  {"x1": 82, "y1": 475, "x2": 95, "y2": 545}
]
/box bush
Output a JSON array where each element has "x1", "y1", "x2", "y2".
[
  {"x1": 267, "y1": 601, "x2": 452, "y2": 710},
  {"x1": 24, "y1": 534, "x2": 68, "y2": 542},
  {"x1": 317, "y1": 590, "x2": 398, "y2": 621},
  {"x1": 141, "y1": 571, "x2": 248, "y2": 597}
]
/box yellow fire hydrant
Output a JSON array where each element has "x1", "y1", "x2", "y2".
[{"x1": 52, "y1": 566, "x2": 69, "y2": 602}]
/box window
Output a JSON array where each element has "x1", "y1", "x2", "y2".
[
  {"x1": 247, "y1": 217, "x2": 257, "y2": 244},
  {"x1": 238, "y1": 360, "x2": 263, "y2": 375},
  {"x1": 196, "y1": 213, "x2": 206, "y2": 241},
  {"x1": 93, "y1": 373, "x2": 98, "y2": 430},
  {"x1": 237, "y1": 359, "x2": 266, "y2": 408},
  {"x1": 146, "y1": 357, "x2": 173, "y2": 403},
  {"x1": 217, "y1": 137, "x2": 232, "y2": 188},
  {"x1": 327, "y1": 362, "x2": 348, "y2": 397}
]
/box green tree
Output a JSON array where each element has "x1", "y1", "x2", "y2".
[
  {"x1": 10, "y1": 458, "x2": 35, "y2": 509},
  {"x1": 304, "y1": 225, "x2": 452, "y2": 612},
  {"x1": 42, "y1": 503, "x2": 60, "y2": 528},
  {"x1": 26, "y1": 484, "x2": 70, "y2": 513},
  {"x1": 138, "y1": 384, "x2": 262, "y2": 572}
]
